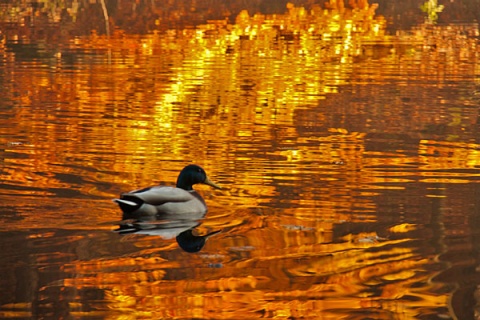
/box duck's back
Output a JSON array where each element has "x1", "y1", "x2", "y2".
[{"x1": 125, "y1": 186, "x2": 194, "y2": 204}]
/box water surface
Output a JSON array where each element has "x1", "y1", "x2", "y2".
[{"x1": 1, "y1": 2, "x2": 480, "y2": 319}]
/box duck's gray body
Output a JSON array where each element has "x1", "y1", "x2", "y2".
[
  {"x1": 114, "y1": 186, "x2": 208, "y2": 217},
  {"x1": 113, "y1": 165, "x2": 221, "y2": 218}
]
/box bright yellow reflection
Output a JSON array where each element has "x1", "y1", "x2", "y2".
[{"x1": 0, "y1": 1, "x2": 479, "y2": 319}]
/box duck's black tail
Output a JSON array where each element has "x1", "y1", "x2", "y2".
[{"x1": 112, "y1": 197, "x2": 142, "y2": 214}]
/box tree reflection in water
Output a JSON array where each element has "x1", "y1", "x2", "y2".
[{"x1": 0, "y1": 0, "x2": 480, "y2": 319}]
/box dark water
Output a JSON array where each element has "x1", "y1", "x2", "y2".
[{"x1": 1, "y1": 1, "x2": 480, "y2": 319}]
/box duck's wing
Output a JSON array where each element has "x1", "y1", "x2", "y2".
[{"x1": 121, "y1": 186, "x2": 194, "y2": 205}]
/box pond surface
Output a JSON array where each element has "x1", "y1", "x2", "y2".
[{"x1": 1, "y1": 1, "x2": 480, "y2": 319}]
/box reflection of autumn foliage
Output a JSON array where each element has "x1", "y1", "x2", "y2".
[
  {"x1": 1, "y1": 0, "x2": 480, "y2": 40},
  {"x1": 1, "y1": 2, "x2": 479, "y2": 197},
  {"x1": 1, "y1": 2, "x2": 480, "y2": 319},
  {"x1": 1, "y1": 0, "x2": 378, "y2": 39},
  {"x1": 18, "y1": 223, "x2": 442, "y2": 319}
]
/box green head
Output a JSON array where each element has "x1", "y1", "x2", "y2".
[{"x1": 176, "y1": 165, "x2": 222, "y2": 191}]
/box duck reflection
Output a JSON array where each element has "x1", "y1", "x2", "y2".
[
  {"x1": 114, "y1": 212, "x2": 220, "y2": 253},
  {"x1": 176, "y1": 228, "x2": 221, "y2": 253}
]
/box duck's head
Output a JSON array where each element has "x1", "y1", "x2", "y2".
[{"x1": 176, "y1": 165, "x2": 222, "y2": 191}]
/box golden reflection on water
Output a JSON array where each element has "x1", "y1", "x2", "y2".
[{"x1": 0, "y1": 1, "x2": 480, "y2": 319}]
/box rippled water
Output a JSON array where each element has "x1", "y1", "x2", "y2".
[{"x1": 1, "y1": 3, "x2": 480, "y2": 319}]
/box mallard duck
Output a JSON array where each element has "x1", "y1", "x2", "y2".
[{"x1": 113, "y1": 165, "x2": 221, "y2": 218}]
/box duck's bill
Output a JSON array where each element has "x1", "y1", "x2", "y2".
[{"x1": 204, "y1": 177, "x2": 222, "y2": 189}]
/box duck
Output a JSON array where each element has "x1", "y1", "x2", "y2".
[{"x1": 113, "y1": 165, "x2": 221, "y2": 218}]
